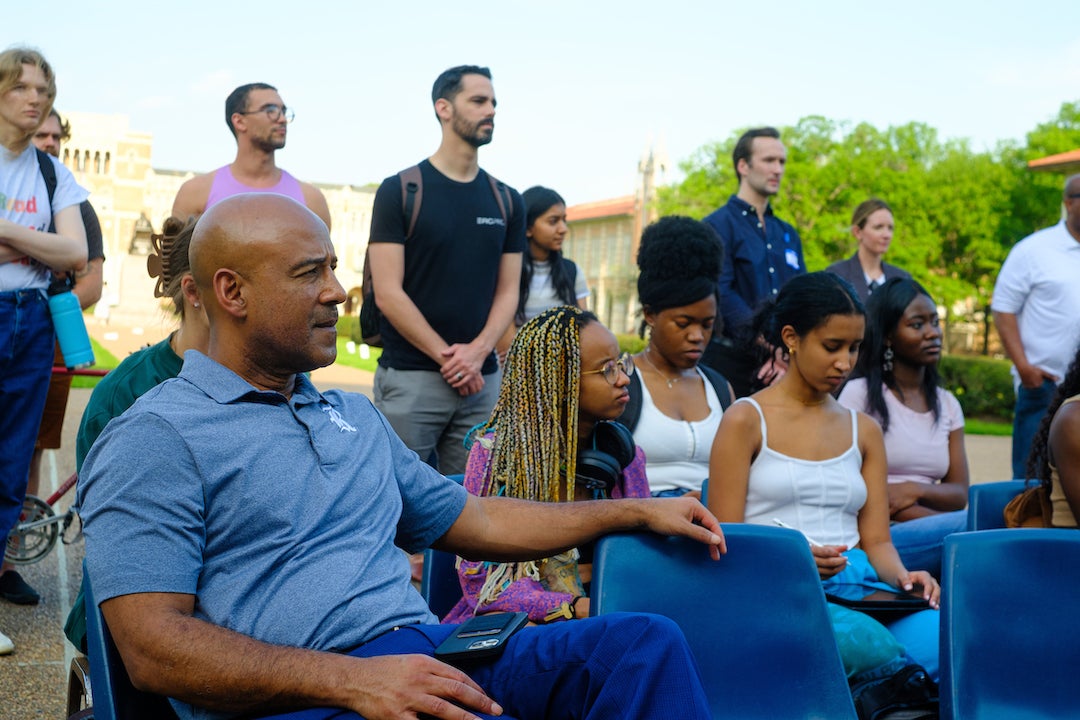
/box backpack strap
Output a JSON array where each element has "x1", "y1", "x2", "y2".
[
  {"x1": 485, "y1": 173, "x2": 513, "y2": 225},
  {"x1": 398, "y1": 165, "x2": 423, "y2": 240},
  {"x1": 700, "y1": 365, "x2": 733, "y2": 412},
  {"x1": 35, "y1": 148, "x2": 58, "y2": 234},
  {"x1": 561, "y1": 257, "x2": 578, "y2": 298}
]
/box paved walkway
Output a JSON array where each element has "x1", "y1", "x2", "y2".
[{"x1": 1, "y1": 318, "x2": 1012, "y2": 718}]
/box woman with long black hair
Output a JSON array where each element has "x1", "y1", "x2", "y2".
[{"x1": 496, "y1": 187, "x2": 588, "y2": 360}]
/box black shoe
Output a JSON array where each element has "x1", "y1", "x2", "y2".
[{"x1": 0, "y1": 570, "x2": 40, "y2": 605}]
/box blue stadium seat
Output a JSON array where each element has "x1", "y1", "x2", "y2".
[
  {"x1": 420, "y1": 548, "x2": 463, "y2": 620},
  {"x1": 966, "y1": 480, "x2": 1027, "y2": 531},
  {"x1": 83, "y1": 560, "x2": 178, "y2": 719},
  {"x1": 940, "y1": 529, "x2": 1080, "y2": 719},
  {"x1": 591, "y1": 525, "x2": 856, "y2": 719},
  {"x1": 420, "y1": 473, "x2": 465, "y2": 620}
]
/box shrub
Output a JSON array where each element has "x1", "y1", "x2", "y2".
[
  {"x1": 939, "y1": 355, "x2": 1014, "y2": 422},
  {"x1": 617, "y1": 334, "x2": 647, "y2": 355}
]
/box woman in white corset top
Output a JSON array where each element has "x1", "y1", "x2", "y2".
[{"x1": 707, "y1": 271, "x2": 941, "y2": 681}]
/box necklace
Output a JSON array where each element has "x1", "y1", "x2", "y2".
[{"x1": 643, "y1": 347, "x2": 682, "y2": 389}]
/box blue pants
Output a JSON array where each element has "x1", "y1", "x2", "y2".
[
  {"x1": 824, "y1": 549, "x2": 940, "y2": 682},
  {"x1": 1012, "y1": 379, "x2": 1056, "y2": 479},
  {"x1": 257, "y1": 613, "x2": 710, "y2": 720},
  {"x1": 890, "y1": 509, "x2": 968, "y2": 581},
  {"x1": 1, "y1": 290, "x2": 54, "y2": 538}
]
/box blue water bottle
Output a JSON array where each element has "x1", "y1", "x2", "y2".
[{"x1": 47, "y1": 275, "x2": 95, "y2": 369}]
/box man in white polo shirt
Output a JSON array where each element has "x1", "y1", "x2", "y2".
[{"x1": 992, "y1": 174, "x2": 1080, "y2": 479}]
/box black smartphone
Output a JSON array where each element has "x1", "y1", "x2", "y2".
[{"x1": 434, "y1": 612, "x2": 529, "y2": 664}]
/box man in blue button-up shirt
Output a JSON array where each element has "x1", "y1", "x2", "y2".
[{"x1": 702, "y1": 127, "x2": 805, "y2": 396}]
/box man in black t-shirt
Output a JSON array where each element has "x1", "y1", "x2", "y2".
[{"x1": 367, "y1": 65, "x2": 524, "y2": 475}]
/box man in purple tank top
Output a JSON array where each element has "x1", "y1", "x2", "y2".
[{"x1": 171, "y1": 83, "x2": 331, "y2": 229}]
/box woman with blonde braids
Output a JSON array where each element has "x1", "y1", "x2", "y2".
[{"x1": 443, "y1": 305, "x2": 644, "y2": 624}]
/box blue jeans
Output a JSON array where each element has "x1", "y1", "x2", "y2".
[
  {"x1": 823, "y1": 549, "x2": 940, "y2": 682},
  {"x1": 1012, "y1": 378, "x2": 1056, "y2": 479},
  {"x1": 255, "y1": 613, "x2": 710, "y2": 719},
  {"x1": 890, "y1": 509, "x2": 968, "y2": 581},
  {"x1": 1, "y1": 290, "x2": 55, "y2": 537}
]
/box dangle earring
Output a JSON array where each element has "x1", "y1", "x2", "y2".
[{"x1": 883, "y1": 346, "x2": 894, "y2": 373}]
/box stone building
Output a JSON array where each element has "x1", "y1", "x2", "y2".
[{"x1": 563, "y1": 145, "x2": 667, "y2": 334}]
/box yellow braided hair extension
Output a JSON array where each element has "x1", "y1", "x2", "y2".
[
  {"x1": 475, "y1": 305, "x2": 595, "y2": 502},
  {"x1": 471, "y1": 305, "x2": 596, "y2": 608}
]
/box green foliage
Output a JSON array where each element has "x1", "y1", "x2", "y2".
[
  {"x1": 71, "y1": 340, "x2": 120, "y2": 389},
  {"x1": 617, "y1": 334, "x2": 647, "y2": 355},
  {"x1": 964, "y1": 418, "x2": 1012, "y2": 437},
  {"x1": 939, "y1": 355, "x2": 1014, "y2": 422},
  {"x1": 335, "y1": 316, "x2": 381, "y2": 372},
  {"x1": 657, "y1": 102, "x2": 1080, "y2": 310}
]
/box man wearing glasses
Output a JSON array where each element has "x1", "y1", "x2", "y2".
[
  {"x1": 992, "y1": 174, "x2": 1080, "y2": 479},
  {"x1": 172, "y1": 83, "x2": 331, "y2": 229}
]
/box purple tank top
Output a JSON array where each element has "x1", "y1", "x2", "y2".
[{"x1": 205, "y1": 166, "x2": 306, "y2": 209}]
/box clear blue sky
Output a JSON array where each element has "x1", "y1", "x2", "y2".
[{"x1": 9, "y1": 0, "x2": 1080, "y2": 205}]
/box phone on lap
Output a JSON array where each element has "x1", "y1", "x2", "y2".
[{"x1": 434, "y1": 612, "x2": 529, "y2": 665}]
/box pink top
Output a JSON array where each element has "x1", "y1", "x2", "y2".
[
  {"x1": 205, "y1": 165, "x2": 305, "y2": 209},
  {"x1": 838, "y1": 378, "x2": 964, "y2": 485}
]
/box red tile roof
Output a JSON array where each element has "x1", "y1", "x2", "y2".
[
  {"x1": 567, "y1": 196, "x2": 636, "y2": 222},
  {"x1": 1028, "y1": 149, "x2": 1080, "y2": 172}
]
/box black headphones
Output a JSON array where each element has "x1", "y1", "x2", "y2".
[{"x1": 575, "y1": 421, "x2": 636, "y2": 497}]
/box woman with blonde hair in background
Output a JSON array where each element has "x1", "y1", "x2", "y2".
[{"x1": 826, "y1": 198, "x2": 910, "y2": 303}]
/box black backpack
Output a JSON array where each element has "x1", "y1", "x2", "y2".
[
  {"x1": 850, "y1": 662, "x2": 939, "y2": 720},
  {"x1": 358, "y1": 165, "x2": 513, "y2": 347}
]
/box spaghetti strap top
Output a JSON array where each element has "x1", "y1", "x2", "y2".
[{"x1": 738, "y1": 397, "x2": 867, "y2": 548}]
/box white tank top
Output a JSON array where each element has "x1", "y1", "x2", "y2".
[
  {"x1": 740, "y1": 397, "x2": 866, "y2": 548},
  {"x1": 635, "y1": 367, "x2": 723, "y2": 493}
]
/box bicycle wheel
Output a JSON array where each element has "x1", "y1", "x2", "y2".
[{"x1": 4, "y1": 495, "x2": 58, "y2": 565}]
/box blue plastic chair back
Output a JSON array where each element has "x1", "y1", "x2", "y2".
[
  {"x1": 420, "y1": 474, "x2": 465, "y2": 620},
  {"x1": 83, "y1": 560, "x2": 179, "y2": 719},
  {"x1": 420, "y1": 548, "x2": 463, "y2": 620},
  {"x1": 591, "y1": 525, "x2": 856, "y2": 719},
  {"x1": 941, "y1": 529, "x2": 1080, "y2": 719},
  {"x1": 966, "y1": 480, "x2": 1027, "y2": 531}
]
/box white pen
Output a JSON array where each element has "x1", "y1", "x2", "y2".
[{"x1": 772, "y1": 518, "x2": 825, "y2": 548}]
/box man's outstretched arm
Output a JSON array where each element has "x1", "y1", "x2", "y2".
[
  {"x1": 102, "y1": 592, "x2": 502, "y2": 720},
  {"x1": 437, "y1": 494, "x2": 726, "y2": 562}
]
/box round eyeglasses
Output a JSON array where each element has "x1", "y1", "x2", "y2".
[
  {"x1": 237, "y1": 104, "x2": 295, "y2": 123},
  {"x1": 581, "y1": 352, "x2": 635, "y2": 385}
]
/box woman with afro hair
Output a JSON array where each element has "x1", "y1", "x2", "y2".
[{"x1": 624, "y1": 216, "x2": 734, "y2": 497}]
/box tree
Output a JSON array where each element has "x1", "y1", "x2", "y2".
[{"x1": 656, "y1": 105, "x2": 1080, "y2": 310}]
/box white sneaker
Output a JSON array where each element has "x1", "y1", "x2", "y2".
[{"x1": 0, "y1": 629, "x2": 13, "y2": 655}]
